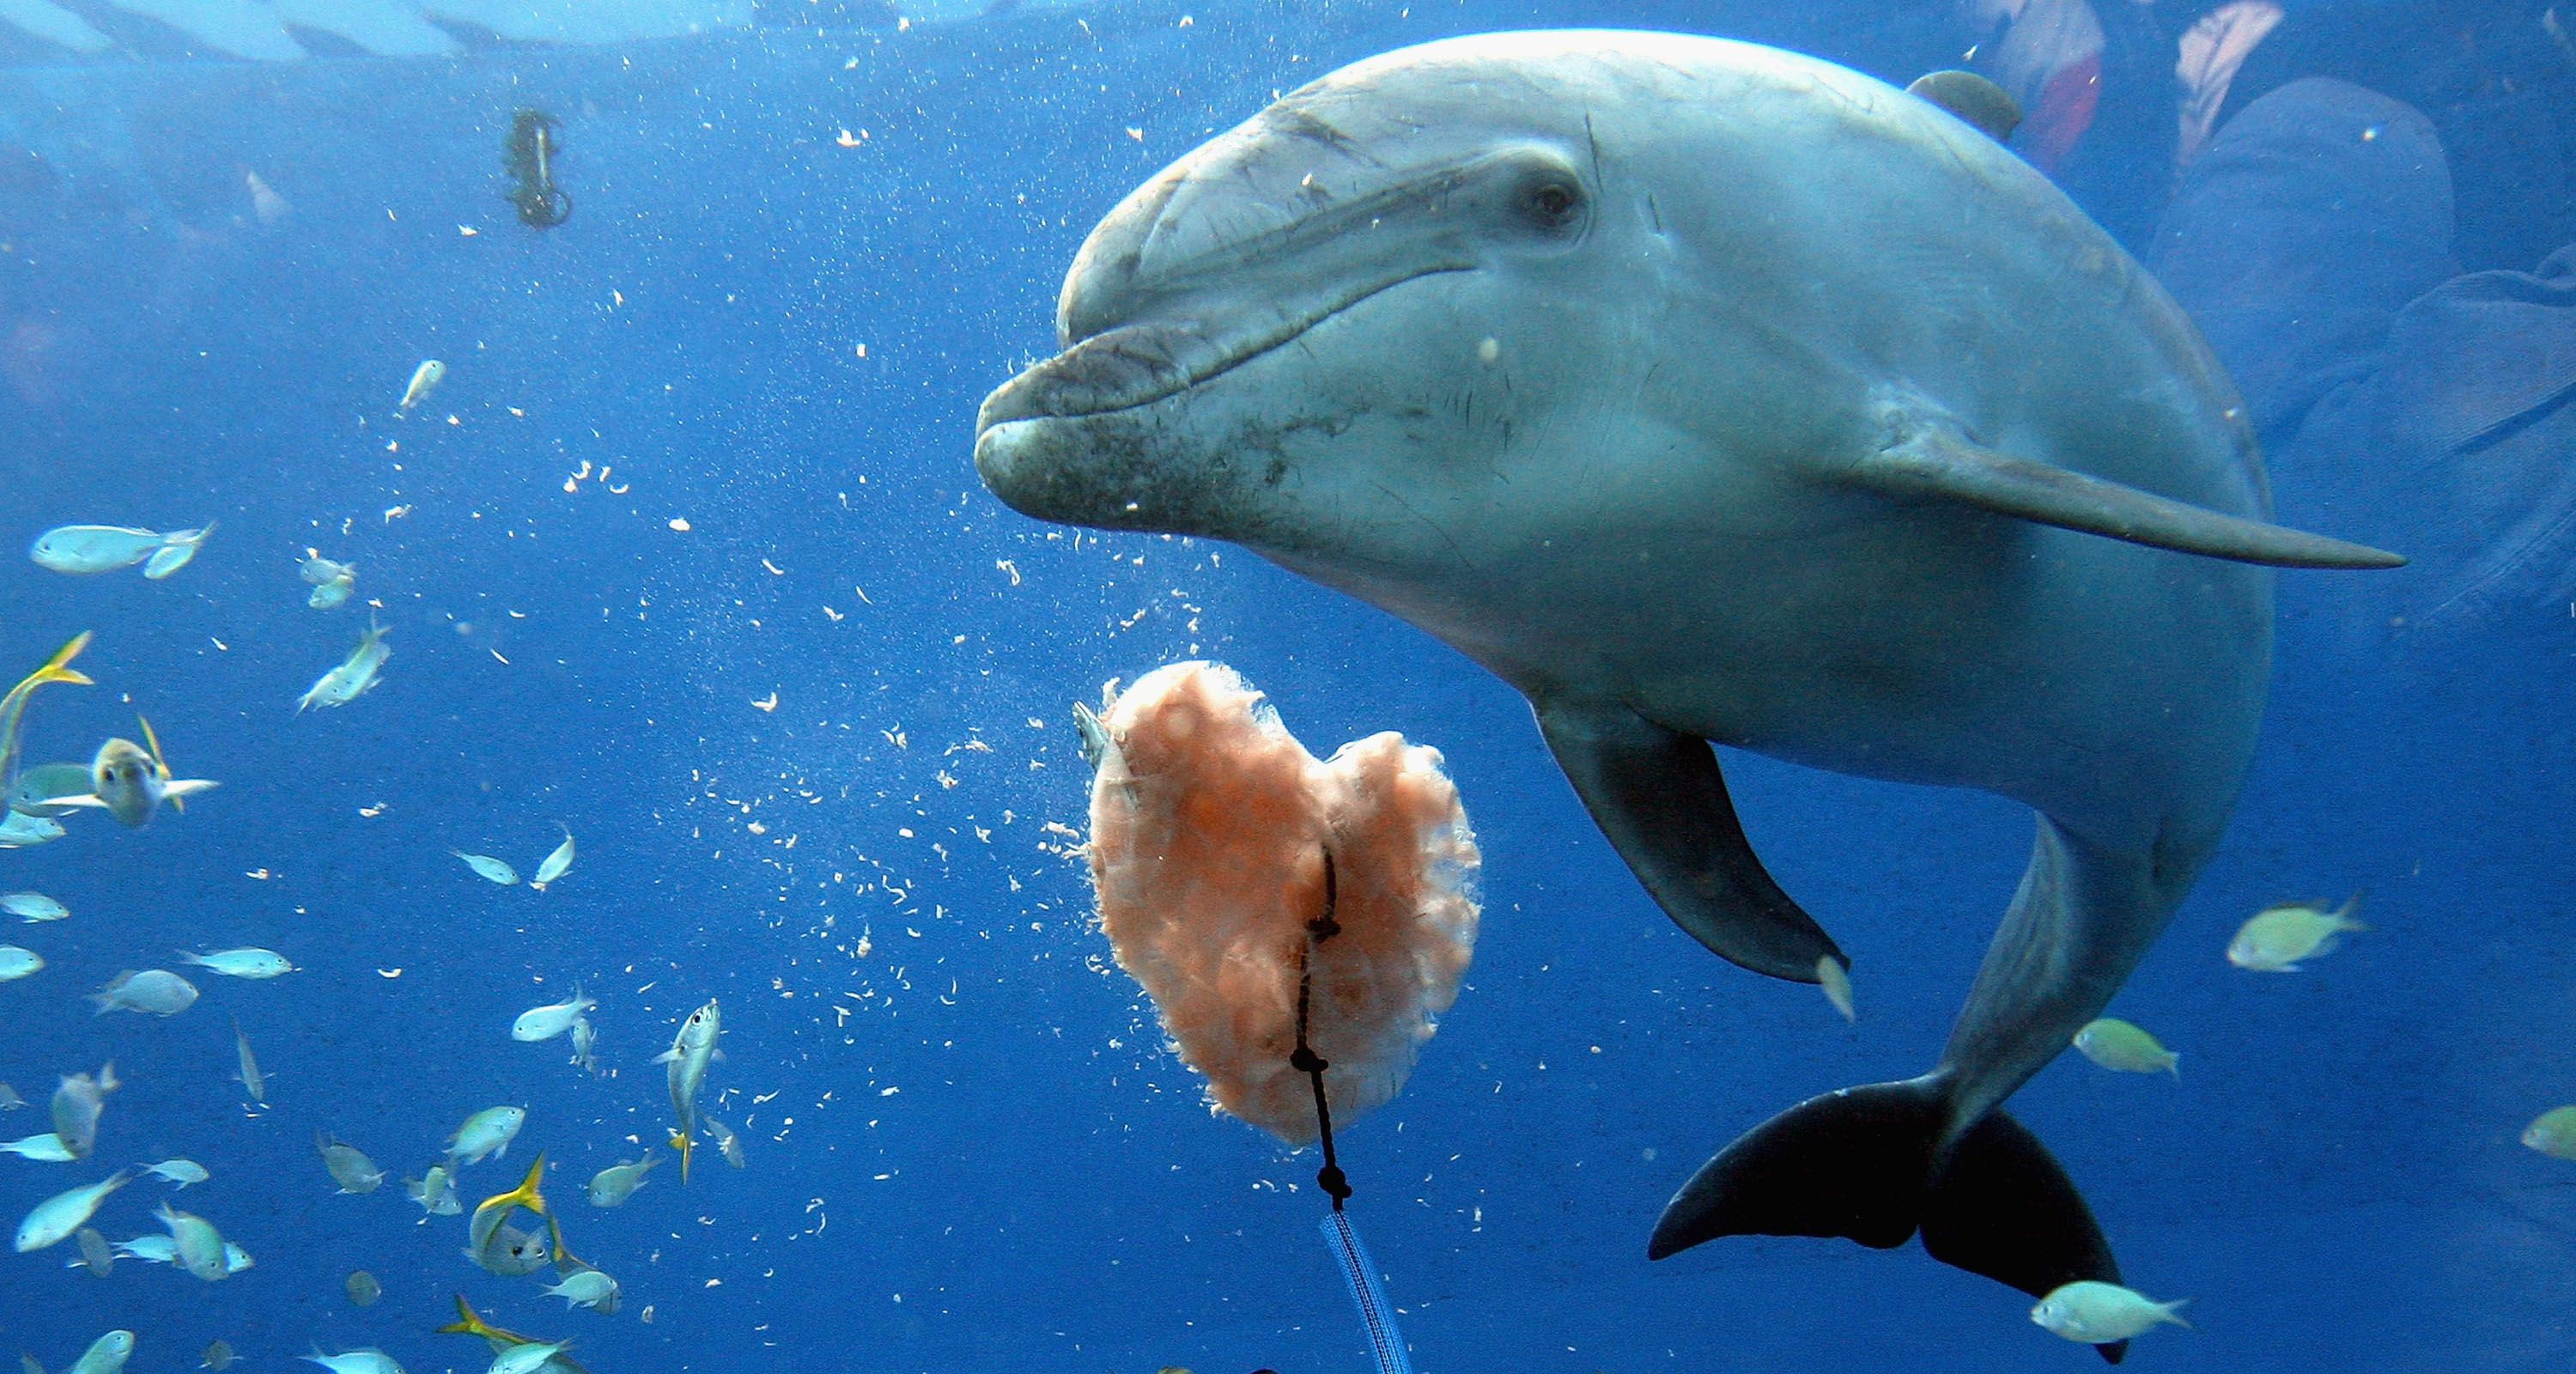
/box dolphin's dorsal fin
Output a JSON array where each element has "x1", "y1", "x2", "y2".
[
  {"x1": 1845, "y1": 415, "x2": 2406, "y2": 569},
  {"x1": 1906, "y1": 70, "x2": 2023, "y2": 143}
]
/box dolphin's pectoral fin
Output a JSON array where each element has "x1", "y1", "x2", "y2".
[
  {"x1": 1848, "y1": 416, "x2": 2407, "y2": 569},
  {"x1": 1651, "y1": 1077, "x2": 2129, "y2": 1365},
  {"x1": 1533, "y1": 700, "x2": 1843, "y2": 982}
]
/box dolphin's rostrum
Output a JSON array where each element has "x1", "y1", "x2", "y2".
[{"x1": 976, "y1": 30, "x2": 2400, "y2": 1360}]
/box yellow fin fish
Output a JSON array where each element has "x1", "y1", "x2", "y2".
[
  {"x1": 468, "y1": 1153, "x2": 546, "y2": 1255},
  {"x1": 0, "y1": 634, "x2": 93, "y2": 789}
]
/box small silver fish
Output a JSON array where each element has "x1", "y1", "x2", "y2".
[
  {"x1": 344, "y1": 1269, "x2": 381, "y2": 1306},
  {"x1": 453, "y1": 850, "x2": 520, "y2": 885},
  {"x1": 233, "y1": 1021, "x2": 266, "y2": 1105},
  {"x1": 315, "y1": 1134, "x2": 386, "y2": 1195},
  {"x1": 0, "y1": 1132, "x2": 72, "y2": 1161},
  {"x1": 297, "y1": 620, "x2": 391, "y2": 713},
  {"x1": 63, "y1": 1330, "x2": 133, "y2": 1374},
  {"x1": 0, "y1": 812, "x2": 66, "y2": 848},
  {"x1": 398, "y1": 359, "x2": 447, "y2": 410},
  {"x1": 308, "y1": 574, "x2": 356, "y2": 610},
  {"x1": 299, "y1": 555, "x2": 355, "y2": 587},
  {"x1": 703, "y1": 1116, "x2": 746, "y2": 1170},
  {"x1": 179, "y1": 948, "x2": 295, "y2": 979},
  {"x1": 446, "y1": 1105, "x2": 526, "y2": 1168},
  {"x1": 404, "y1": 1165, "x2": 462, "y2": 1216},
  {"x1": 74, "y1": 1226, "x2": 111, "y2": 1277},
  {"x1": 657, "y1": 999, "x2": 721, "y2": 1182},
  {"x1": 512, "y1": 986, "x2": 594, "y2": 1043},
  {"x1": 9, "y1": 762, "x2": 98, "y2": 818},
  {"x1": 143, "y1": 1159, "x2": 208, "y2": 1188},
  {"x1": 155, "y1": 1201, "x2": 229, "y2": 1281},
  {"x1": 540, "y1": 1268, "x2": 617, "y2": 1309},
  {"x1": 88, "y1": 970, "x2": 197, "y2": 1017},
  {"x1": 50, "y1": 1063, "x2": 117, "y2": 1159},
  {"x1": 529, "y1": 827, "x2": 575, "y2": 891},
  {"x1": 30, "y1": 524, "x2": 209, "y2": 576},
  {"x1": 141, "y1": 525, "x2": 214, "y2": 580},
  {"x1": 2, "y1": 892, "x2": 67, "y2": 922},
  {"x1": 15, "y1": 1170, "x2": 136, "y2": 1250},
  {"x1": 568, "y1": 1016, "x2": 598, "y2": 1074},
  {"x1": 586, "y1": 1152, "x2": 659, "y2": 1207}
]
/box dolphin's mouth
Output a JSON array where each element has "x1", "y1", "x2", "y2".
[{"x1": 974, "y1": 268, "x2": 1459, "y2": 435}]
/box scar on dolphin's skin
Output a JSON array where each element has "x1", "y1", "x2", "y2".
[{"x1": 976, "y1": 35, "x2": 2402, "y2": 1360}]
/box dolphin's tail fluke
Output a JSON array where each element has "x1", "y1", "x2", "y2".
[{"x1": 1648, "y1": 1076, "x2": 2129, "y2": 1364}]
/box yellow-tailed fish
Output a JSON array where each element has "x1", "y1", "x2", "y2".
[
  {"x1": 0, "y1": 634, "x2": 92, "y2": 788},
  {"x1": 469, "y1": 1154, "x2": 546, "y2": 1255},
  {"x1": 655, "y1": 999, "x2": 720, "y2": 1182}
]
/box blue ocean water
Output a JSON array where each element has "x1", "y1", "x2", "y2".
[{"x1": 0, "y1": 2, "x2": 2570, "y2": 1372}]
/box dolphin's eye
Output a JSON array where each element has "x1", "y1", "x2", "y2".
[{"x1": 1520, "y1": 178, "x2": 1582, "y2": 230}]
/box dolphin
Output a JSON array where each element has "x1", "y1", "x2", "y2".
[{"x1": 973, "y1": 30, "x2": 2399, "y2": 1359}]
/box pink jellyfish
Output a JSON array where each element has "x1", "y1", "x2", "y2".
[{"x1": 1081, "y1": 661, "x2": 1479, "y2": 1145}]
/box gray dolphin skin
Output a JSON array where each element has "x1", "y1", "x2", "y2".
[{"x1": 975, "y1": 30, "x2": 2399, "y2": 1359}]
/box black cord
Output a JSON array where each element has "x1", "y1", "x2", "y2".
[{"x1": 1292, "y1": 848, "x2": 1350, "y2": 1211}]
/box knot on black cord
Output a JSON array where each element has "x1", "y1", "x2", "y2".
[
  {"x1": 1315, "y1": 1164, "x2": 1352, "y2": 1204},
  {"x1": 1290, "y1": 1045, "x2": 1328, "y2": 1074}
]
